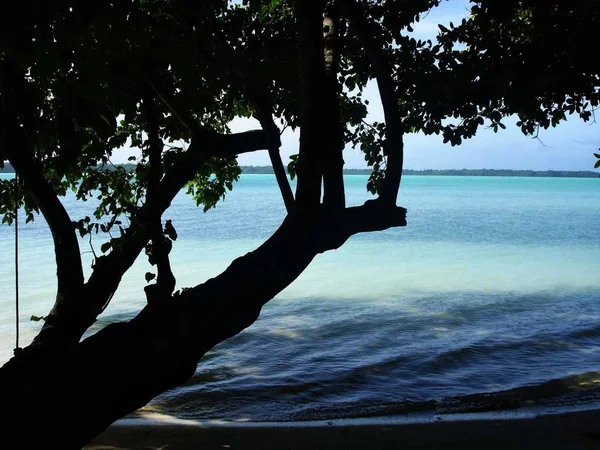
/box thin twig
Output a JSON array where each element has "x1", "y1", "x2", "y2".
[
  {"x1": 279, "y1": 121, "x2": 289, "y2": 136},
  {"x1": 89, "y1": 233, "x2": 98, "y2": 260},
  {"x1": 361, "y1": 119, "x2": 377, "y2": 131},
  {"x1": 532, "y1": 125, "x2": 546, "y2": 146}
]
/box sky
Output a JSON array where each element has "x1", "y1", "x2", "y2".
[{"x1": 123, "y1": 0, "x2": 599, "y2": 171}]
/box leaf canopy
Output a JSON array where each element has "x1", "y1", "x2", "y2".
[{"x1": 1, "y1": 0, "x2": 598, "y2": 227}]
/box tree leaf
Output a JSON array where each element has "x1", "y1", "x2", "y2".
[{"x1": 30, "y1": 315, "x2": 47, "y2": 322}]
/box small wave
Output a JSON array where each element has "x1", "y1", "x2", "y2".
[
  {"x1": 138, "y1": 290, "x2": 600, "y2": 422},
  {"x1": 434, "y1": 370, "x2": 600, "y2": 414},
  {"x1": 570, "y1": 324, "x2": 600, "y2": 340}
]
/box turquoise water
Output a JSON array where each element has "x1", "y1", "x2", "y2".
[{"x1": 1, "y1": 174, "x2": 599, "y2": 420}]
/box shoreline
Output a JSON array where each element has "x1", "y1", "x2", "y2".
[
  {"x1": 86, "y1": 408, "x2": 600, "y2": 449},
  {"x1": 2, "y1": 168, "x2": 599, "y2": 178}
]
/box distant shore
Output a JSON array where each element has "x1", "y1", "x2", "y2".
[
  {"x1": 86, "y1": 408, "x2": 600, "y2": 449},
  {"x1": 1, "y1": 162, "x2": 598, "y2": 178},
  {"x1": 240, "y1": 166, "x2": 600, "y2": 178}
]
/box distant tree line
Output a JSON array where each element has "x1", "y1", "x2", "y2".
[
  {"x1": 239, "y1": 165, "x2": 598, "y2": 178},
  {"x1": 2, "y1": 162, "x2": 598, "y2": 178},
  {"x1": 396, "y1": 168, "x2": 598, "y2": 178}
]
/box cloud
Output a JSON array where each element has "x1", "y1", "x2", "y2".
[{"x1": 406, "y1": 0, "x2": 471, "y2": 41}]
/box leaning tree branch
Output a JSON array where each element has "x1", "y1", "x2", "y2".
[
  {"x1": 68, "y1": 128, "x2": 271, "y2": 343},
  {"x1": 339, "y1": 0, "x2": 405, "y2": 205},
  {"x1": 38, "y1": 72, "x2": 278, "y2": 345},
  {"x1": 146, "y1": 72, "x2": 270, "y2": 158},
  {"x1": 204, "y1": 19, "x2": 296, "y2": 212},
  {"x1": 157, "y1": 130, "x2": 269, "y2": 211},
  {"x1": 252, "y1": 95, "x2": 295, "y2": 213},
  {"x1": 213, "y1": 130, "x2": 269, "y2": 157}
]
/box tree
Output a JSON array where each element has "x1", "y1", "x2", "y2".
[{"x1": 0, "y1": 1, "x2": 598, "y2": 448}]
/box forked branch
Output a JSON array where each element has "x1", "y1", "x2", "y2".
[{"x1": 78, "y1": 108, "x2": 271, "y2": 339}]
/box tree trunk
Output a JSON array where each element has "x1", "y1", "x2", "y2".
[
  {"x1": 0, "y1": 3, "x2": 409, "y2": 447},
  {"x1": 1, "y1": 206, "x2": 405, "y2": 449}
]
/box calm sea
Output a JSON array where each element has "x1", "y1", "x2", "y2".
[{"x1": 1, "y1": 174, "x2": 599, "y2": 421}]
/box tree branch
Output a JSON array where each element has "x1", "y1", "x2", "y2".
[
  {"x1": 36, "y1": 74, "x2": 269, "y2": 344},
  {"x1": 68, "y1": 125, "x2": 270, "y2": 343},
  {"x1": 339, "y1": 0, "x2": 405, "y2": 205},
  {"x1": 146, "y1": 74, "x2": 268, "y2": 158},
  {"x1": 4, "y1": 134, "x2": 86, "y2": 346},
  {"x1": 146, "y1": 72, "x2": 270, "y2": 160},
  {"x1": 344, "y1": 201, "x2": 407, "y2": 236},
  {"x1": 214, "y1": 130, "x2": 269, "y2": 157},
  {"x1": 253, "y1": 97, "x2": 295, "y2": 213}
]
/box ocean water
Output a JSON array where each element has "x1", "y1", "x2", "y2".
[{"x1": 1, "y1": 174, "x2": 599, "y2": 421}]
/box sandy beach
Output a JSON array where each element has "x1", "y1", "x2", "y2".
[{"x1": 86, "y1": 409, "x2": 600, "y2": 449}]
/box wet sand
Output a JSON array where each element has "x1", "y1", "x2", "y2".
[{"x1": 86, "y1": 409, "x2": 600, "y2": 449}]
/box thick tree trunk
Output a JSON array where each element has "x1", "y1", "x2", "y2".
[
  {"x1": 0, "y1": 4, "x2": 409, "y2": 448},
  {"x1": 0, "y1": 207, "x2": 405, "y2": 449}
]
